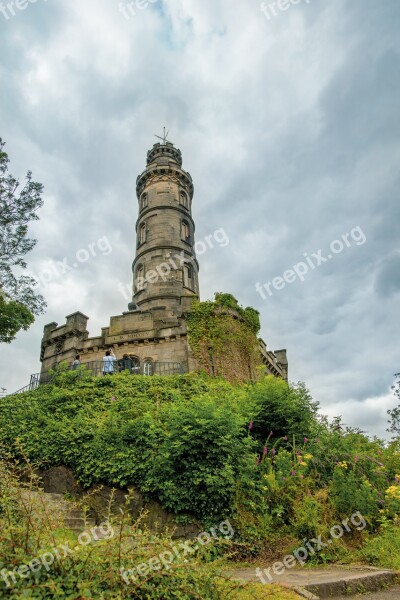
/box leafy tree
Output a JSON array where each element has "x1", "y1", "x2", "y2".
[
  {"x1": 0, "y1": 297, "x2": 34, "y2": 343},
  {"x1": 0, "y1": 138, "x2": 46, "y2": 342},
  {"x1": 387, "y1": 373, "x2": 400, "y2": 437}
]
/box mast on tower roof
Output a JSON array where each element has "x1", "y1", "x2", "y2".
[{"x1": 154, "y1": 126, "x2": 170, "y2": 145}]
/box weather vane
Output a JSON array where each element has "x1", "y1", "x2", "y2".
[{"x1": 155, "y1": 126, "x2": 170, "y2": 145}]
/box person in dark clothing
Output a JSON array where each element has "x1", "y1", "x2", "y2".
[{"x1": 118, "y1": 353, "x2": 135, "y2": 373}]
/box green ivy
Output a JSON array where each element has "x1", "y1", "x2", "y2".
[{"x1": 187, "y1": 293, "x2": 262, "y2": 382}]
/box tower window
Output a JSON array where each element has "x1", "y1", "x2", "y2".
[
  {"x1": 136, "y1": 265, "x2": 145, "y2": 291},
  {"x1": 181, "y1": 220, "x2": 190, "y2": 242},
  {"x1": 139, "y1": 222, "x2": 147, "y2": 244},
  {"x1": 180, "y1": 191, "x2": 189, "y2": 210},
  {"x1": 141, "y1": 193, "x2": 148, "y2": 210},
  {"x1": 184, "y1": 264, "x2": 195, "y2": 290}
]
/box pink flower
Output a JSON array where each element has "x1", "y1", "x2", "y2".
[
  {"x1": 272, "y1": 448, "x2": 276, "y2": 456},
  {"x1": 263, "y1": 446, "x2": 268, "y2": 455},
  {"x1": 282, "y1": 436, "x2": 288, "y2": 441},
  {"x1": 256, "y1": 456, "x2": 260, "y2": 465},
  {"x1": 249, "y1": 420, "x2": 253, "y2": 431},
  {"x1": 304, "y1": 437, "x2": 309, "y2": 443},
  {"x1": 291, "y1": 469, "x2": 295, "y2": 476},
  {"x1": 355, "y1": 454, "x2": 360, "y2": 462}
]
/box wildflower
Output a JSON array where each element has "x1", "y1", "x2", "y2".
[
  {"x1": 385, "y1": 486, "x2": 400, "y2": 497},
  {"x1": 300, "y1": 475, "x2": 304, "y2": 479},
  {"x1": 300, "y1": 461, "x2": 308, "y2": 467},
  {"x1": 355, "y1": 454, "x2": 360, "y2": 462},
  {"x1": 304, "y1": 453, "x2": 313, "y2": 460},
  {"x1": 304, "y1": 437, "x2": 309, "y2": 443},
  {"x1": 272, "y1": 448, "x2": 276, "y2": 456},
  {"x1": 291, "y1": 469, "x2": 295, "y2": 476},
  {"x1": 337, "y1": 461, "x2": 348, "y2": 469},
  {"x1": 263, "y1": 446, "x2": 268, "y2": 455},
  {"x1": 256, "y1": 456, "x2": 260, "y2": 465},
  {"x1": 282, "y1": 436, "x2": 288, "y2": 441},
  {"x1": 249, "y1": 420, "x2": 253, "y2": 431}
]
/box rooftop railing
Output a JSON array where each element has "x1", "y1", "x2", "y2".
[{"x1": 8, "y1": 361, "x2": 186, "y2": 396}]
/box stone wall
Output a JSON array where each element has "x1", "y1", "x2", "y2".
[{"x1": 38, "y1": 466, "x2": 201, "y2": 539}]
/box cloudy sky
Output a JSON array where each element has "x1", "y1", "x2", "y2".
[{"x1": 0, "y1": 0, "x2": 399, "y2": 438}]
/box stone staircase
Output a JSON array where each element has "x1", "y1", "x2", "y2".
[{"x1": 20, "y1": 490, "x2": 107, "y2": 537}]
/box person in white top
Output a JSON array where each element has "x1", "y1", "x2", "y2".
[
  {"x1": 71, "y1": 355, "x2": 81, "y2": 370},
  {"x1": 102, "y1": 350, "x2": 117, "y2": 375}
]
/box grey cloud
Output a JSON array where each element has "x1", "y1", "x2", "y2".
[{"x1": 0, "y1": 0, "x2": 399, "y2": 440}]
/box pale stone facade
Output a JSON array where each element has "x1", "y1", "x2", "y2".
[{"x1": 40, "y1": 141, "x2": 288, "y2": 380}]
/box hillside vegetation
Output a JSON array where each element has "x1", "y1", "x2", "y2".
[{"x1": 0, "y1": 370, "x2": 398, "y2": 551}]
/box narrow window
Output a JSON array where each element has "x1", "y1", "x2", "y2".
[
  {"x1": 141, "y1": 193, "x2": 148, "y2": 210},
  {"x1": 181, "y1": 220, "x2": 190, "y2": 242},
  {"x1": 180, "y1": 191, "x2": 189, "y2": 209},
  {"x1": 143, "y1": 360, "x2": 153, "y2": 376},
  {"x1": 184, "y1": 264, "x2": 194, "y2": 290},
  {"x1": 139, "y1": 222, "x2": 146, "y2": 244},
  {"x1": 136, "y1": 265, "x2": 145, "y2": 291}
]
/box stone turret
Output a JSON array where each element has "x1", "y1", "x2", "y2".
[{"x1": 130, "y1": 141, "x2": 199, "y2": 316}]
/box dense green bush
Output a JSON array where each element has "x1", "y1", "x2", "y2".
[
  {"x1": 0, "y1": 459, "x2": 300, "y2": 600},
  {"x1": 1, "y1": 369, "x2": 399, "y2": 557}
]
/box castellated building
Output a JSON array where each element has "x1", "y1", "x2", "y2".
[{"x1": 39, "y1": 141, "x2": 288, "y2": 381}]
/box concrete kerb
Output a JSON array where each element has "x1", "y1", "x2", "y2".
[
  {"x1": 228, "y1": 566, "x2": 398, "y2": 599},
  {"x1": 291, "y1": 587, "x2": 319, "y2": 600},
  {"x1": 305, "y1": 568, "x2": 397, "y2": 599}
]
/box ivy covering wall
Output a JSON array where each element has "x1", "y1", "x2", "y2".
[{"x1": 187, "y1": 293, "x2": 263, "y2": 382}]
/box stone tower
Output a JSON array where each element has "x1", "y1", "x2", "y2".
[
  {"x1": 131, "y1": 141, "x2": 199, "y2": 314},
  {"x1": 38, "y1": 138, "x2": 288, "y2": 382}
]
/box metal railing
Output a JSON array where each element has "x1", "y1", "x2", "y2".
[
  {"x1": 68, "y1": 360, "x2": 186, "y2": 377},
  {"x1": 8, "y1": 361, "x2": 186, "y2": 396}
]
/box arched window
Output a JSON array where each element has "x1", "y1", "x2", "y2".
[
  {"x1": 180, "y1": 191, "x2": 189, "y2": 210},
  {"x1": 143, "y1": 359, "x2": 153, "y2": 376},
  {"x1": 181, "y1": 220, "x2": 190, "y2": 242},
  {"x1": 184, "y1": 264, "x2": 194, "y2": 290},
  {"x1": 136, "y1": 265, "x2": 145, "y2": 291},
  {"x1": 130, "y1": 356, "x2": 140, "y2": 374},
  {"x1": 141, "y1": 193, "x2": 148, "y2": 210},
  {"x1": 139, "y1": 222, "x2": 146, "y2": 244}
]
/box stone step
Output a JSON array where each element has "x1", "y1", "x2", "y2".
[
  {"x1": 63, "y1": 517, "x2": 96, "y2": 527},
  {"x1": 20, "y1": 489, "x2": 98, "y2": 533},
  {"x1": 22, "y1": 490, "x2": 65, "y2": 502}
]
